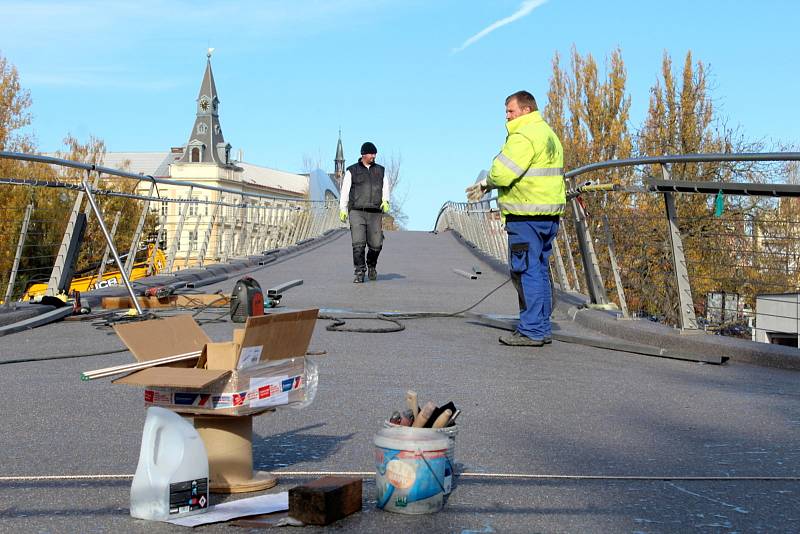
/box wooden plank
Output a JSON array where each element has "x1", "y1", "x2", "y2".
[{"x1": 101, "y1": 294, "x2": 230, "y2": 310}]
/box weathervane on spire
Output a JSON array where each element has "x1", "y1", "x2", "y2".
[{"x1": 207, "y1": 47, "x2": 215, "y2": 59}]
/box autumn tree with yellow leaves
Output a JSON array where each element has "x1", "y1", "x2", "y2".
[
  {"x1": 546, "y1": 47, "x2": 785, "y2": 324},
  {"x1": 0, "y1": 52, "x2": 154, "y2": 299}
]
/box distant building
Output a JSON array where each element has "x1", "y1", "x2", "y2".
[
  {"x1": 99, "y1": 53, "x2": 338, "y2": 266},
  {"x1": 334, "y1": 129, "x2": 345, "y2": 189},
  {"x1": 753, "y1": 292, "x2": 800, "y2": 347}
]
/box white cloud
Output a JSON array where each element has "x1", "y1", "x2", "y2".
[{"x1": 452, "y1": 0, "x2": 548, "y2": 54}]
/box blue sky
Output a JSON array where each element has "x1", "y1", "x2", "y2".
[{"x1": 2, "y1": 0, "x2": 798, "y2": 230}]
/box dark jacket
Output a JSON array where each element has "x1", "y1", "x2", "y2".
[{"x1": 347, "y1": 160, "x2": 385, "y2": 211}]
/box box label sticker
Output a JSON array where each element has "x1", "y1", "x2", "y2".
[
  {"x1": 250, "y1": 375, "x2": 289, "y2": 408},
  {"x1": 142, "y1": 374, "x2": 302, "y2": 412},
  {"x1": 144, "y1": 389, "x2": 171, "y2": 405},
  {"x1": 237, "y1": 345, "x2": 263, "y2": 370},
  {"x1": 169, "y1": 478, "x2": 208, "y2": 515},
  {"x1": 174, "y1": 393, "x2": 199, "y2": 405}
]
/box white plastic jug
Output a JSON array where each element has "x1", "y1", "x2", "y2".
[{"x1": 130, "y1": 407, "x2": 210, "y2": 521}]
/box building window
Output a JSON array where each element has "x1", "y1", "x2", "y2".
[
  {"x1": 197, "y1": 123, "x2": 208, "y2": 134},
  {"x1": 161, "y1": 201, "x2": 168, "y2": 217},
  {"x1": 187, "y1": 230, "x2": 197, "y2": 251},
  {"x1": 188, "y1": 197, "x2": 198, "y2": 217},
  {"x1": 191, "y1": 147, "x2": 200, "y2": 162},
  {"x1": 204, "y1": 196, "x2": 209, "y2": 216}
]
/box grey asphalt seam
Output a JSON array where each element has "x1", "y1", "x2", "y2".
[{"x1": 4, "y1": 473, "x2": 800, "y2": 481}]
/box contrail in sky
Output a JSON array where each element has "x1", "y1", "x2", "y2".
[{"x1": 452, "y1": 0, "x2": 548, "y2": 54}]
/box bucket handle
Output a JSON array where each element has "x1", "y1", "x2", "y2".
[{"x1": 417, "y1": 449, "x2": 449, "y2": 495}]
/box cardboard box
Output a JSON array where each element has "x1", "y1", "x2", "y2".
[{"x1": 111, "y1": 309, "x2": 318, "y2": 416}]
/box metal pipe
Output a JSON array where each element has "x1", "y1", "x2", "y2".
[
  {"x1": 0, "y1": 151, "x2": 308, "y2": 203},
  {"x1": 91, "y1": 211, "x2": 121, "y2": 290},
  {"x1": 565, "y1": 152, "x2": 800, "y2": 179},
  {"x1": 82, "y1": 176, "x2": 142, "y2": 315},
  {"x1": 124, "y1": 181, "x2": 155, "y2": 278},
  {"x1": 4, "y1": 203, "x2": 34, "y2": 305}
]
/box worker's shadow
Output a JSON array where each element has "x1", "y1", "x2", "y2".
[
  {"x1": 251, "y1": 423, "x2": 355, "y2": 468},
  {"x1": 376, "y1": 273, "x2": 405, "y2": 281}
]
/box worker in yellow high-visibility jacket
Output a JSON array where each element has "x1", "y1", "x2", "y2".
[{"x1": 466, "y1": 90, "x2": 565, "y2": 347}]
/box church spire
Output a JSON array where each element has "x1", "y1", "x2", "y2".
[
  {"x1": 334, "y1": 128, "x2": 345, "y2": 185},
  {"x1": 179, "y1": 50, "x2": 232, "y2": 166}
]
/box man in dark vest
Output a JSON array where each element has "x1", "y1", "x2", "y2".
[{"x1": 339, "y1": 141, "x2": 391, "y2": 283}]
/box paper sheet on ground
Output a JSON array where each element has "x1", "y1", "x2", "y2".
[{"x1": 167, "y1": 491, "x2": 288, "y2": 527}]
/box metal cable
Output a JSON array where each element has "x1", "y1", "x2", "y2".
[{"x1": 2, "y1": 472, "x2": 798, "y2": 482}]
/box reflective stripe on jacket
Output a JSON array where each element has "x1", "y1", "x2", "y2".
[{"x1": 486, "y1": 111, "x2": 565, "y2": 217}]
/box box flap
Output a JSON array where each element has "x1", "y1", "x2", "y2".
[
  {"x1": 206, "y1": 341, "x2": 240, "y2": 371},
  {"x1": 112, "y1": 367, "x2": 230, "y2": 388},
  {"x1": 233, "y1": 328, "x2": 245, "y2": 346},
  {"x1": 240, "y1": 308, "x2": 318, "y2": 362},
  {"x1": 113, "y1": 314, "x2": 212, "y2": 362}
]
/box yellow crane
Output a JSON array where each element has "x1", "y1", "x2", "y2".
[{"x1": 21, "y1": 244, "x2": 166, "y2": 301}]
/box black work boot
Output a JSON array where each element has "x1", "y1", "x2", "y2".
[
  {"x1": 499, "y1": 331, "x2": 544, "y2": 347},
  {"x1": 353, "y1": 271, "x2": 365, "y2": 283},
  {"x1": 368, "y1": 266, "x2": 377, "y2": 281}
]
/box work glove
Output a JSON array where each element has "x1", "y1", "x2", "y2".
[
  {"x1": 339, "y1": 210, "x2": 348, "y2": 223},
  {"x1": 465, "y1": 179, "x2": 489, "y2": 202},
  {"x1": 381, "y1": 200, "x2": 390, "y2": 213}
]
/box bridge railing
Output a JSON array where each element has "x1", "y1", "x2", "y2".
[
  {"x1": 0, "y1": 151, "x2": 342, "y2": 306},
  {"x1": 437, "y1": 152, "x2": 800, "y2": 345}
]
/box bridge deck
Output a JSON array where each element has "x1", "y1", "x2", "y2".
[{"x1": 1, "y1": 230, "x2": 799, "y2": 532}]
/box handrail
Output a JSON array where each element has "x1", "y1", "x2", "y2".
[
  {"x1": 437, "y1": 152, "x2": 800, "y2": 230},
  {"x1": 0, "y1": 176, "x2": 331, "y2": 207},
  {"x1": 564, "y1": 152, "x2": 800, "y2": 179},
  {"x1": 0, "y1": 150, "x2": 312, "y2": 203},
  {"x1": 0, "y1": 150, "x2": 344, "y2": 304},
  {"x1": 435, "y1": 150, "x2": 800, "y2": 333}
]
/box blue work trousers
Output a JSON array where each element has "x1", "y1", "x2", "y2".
[{"x1": 506, "y1": 219, "x2": 559, "y2": 340}]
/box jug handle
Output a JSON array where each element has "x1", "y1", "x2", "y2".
[{"x1": 148, "y1": 425, "x2": 162, "y2": 467}]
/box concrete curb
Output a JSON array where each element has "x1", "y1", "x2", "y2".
[
  {"x1": 555, "y1": 292, "x2": 800, "y2": 371},
  {"x1": 444, "y1": 228, "x2": 800, "y2": 371}
]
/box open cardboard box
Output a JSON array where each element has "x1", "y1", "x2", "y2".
[{"x1": 111, "y1": 308, "x2": 318, "y2": 416}]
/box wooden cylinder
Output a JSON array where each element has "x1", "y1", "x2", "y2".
[{"x1": 193, "y1": 415, "x2": 276, "y2": 493}]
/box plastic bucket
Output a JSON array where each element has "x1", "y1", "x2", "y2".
[
  {"x1": 374, "y1": 427, "x2": 450, "y2": 514},
  {"x1": 384, "y1": 421, "x2": 459, "y2": 492}
]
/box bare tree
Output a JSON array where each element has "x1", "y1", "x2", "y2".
[
  {"x1": 381, "y1": 152, "x2": 408, "y2": 230},
  {"x1": 300, "y1": 150, "x2": 324, "y2": 174}
]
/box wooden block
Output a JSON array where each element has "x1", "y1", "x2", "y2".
[
  {"x1": 289, "y1": 476, "x2": 362, "y2": 526},
  {"x1": 101, "y1": 294, "x2": 230, "y2": 310},
  {"x1": 101, "y1": 296, "x2": 177, "y2": 309}
]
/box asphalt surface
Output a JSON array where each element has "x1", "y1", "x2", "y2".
[{"x1": 1, "y1": 230, "x2": 799, "y2": 533}]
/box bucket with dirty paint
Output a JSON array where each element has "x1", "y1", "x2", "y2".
[
  {"x1": 384, "y1": 420, "x2": 458, "y2": 494},
  {"x1": 374, "y1": 426, "x2": 450, "y2": 514}
]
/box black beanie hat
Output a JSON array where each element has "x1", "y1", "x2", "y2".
[{"x1": 360, "y1": 142, "x2": 377, "y2": 155}]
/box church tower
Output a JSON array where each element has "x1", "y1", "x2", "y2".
[
  {"x1": 178, "y1": 50, "x2": 232, "y2": 166},
  {"x1": 334, "y1": 129, "x2": 345, "y2": 188}
]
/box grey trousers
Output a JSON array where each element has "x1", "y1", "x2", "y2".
[{"x1": 349, "y1": 209, "x2": 384, "y2": 273}]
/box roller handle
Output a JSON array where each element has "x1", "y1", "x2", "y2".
[
  {"x1": 431, "y1": 409, "x2": 453, "y2": 429},
  {"x1": 412, "y1": 401, "x2": 436, "y2": 428},
  {"x1": 406, "y1": 390, "x2": 419, "y2": 418}
]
